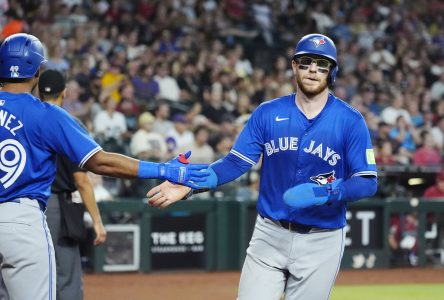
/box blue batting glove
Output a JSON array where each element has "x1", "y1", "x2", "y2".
[
  {"x1": 158, "y1": 151, "x2": 210, "y2": 188},
  {"x1": 283, "y1": 179, "x2": 343, "y2": 209},
  {"x1": 188, "y1": 166, "x2": 218, "y2": 189}
]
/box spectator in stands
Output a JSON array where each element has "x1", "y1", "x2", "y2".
[
  {"x1": 44, "y1": 43, "x2": 70, "y2": 74},
  {"x1": 165, "y1": 114, "x2": 194, "y2": 156},
  {"x1": 406, "y1": 97, "x2": 425, "y2": 129},
  {"x1": 389, "y1": 115, "x2": 420, "y2": 156},
  {"x1": 430, "y1": 116, "x2": 444, "y2": 151},
  {"x1": 1, "y1": 9, "x2": 27, "y2": 39},
  {"x1": 213, "y1": 134, "x2": 234, "y2": 159},
  {"x1": 369, "y1": 38, "x2": 396, "y2": 76},
  {"x1": 62, "y1": 79, "x2": 93, "y2": 125},
  {"x1": 177, "y1": 125, "x2": 215, "y2": 164},
  {"x1": 116, "y1": 82, "x2": 140, "y2": 133},
  {"x1": 177, "y1": 61, "x2": 202, "y2": 105},
  {"x1": 375, "y1": 140, "x2": 398, "y2": 166},
  {"x1": 199, "y1": 83, "x2": 230, "y2": 132},
  {"x1": 380, "y1": 90, "x2": 412, "y2": 126},
  {"x1": 430, "y1": 72, "x2": 444, "y2": 101},
  {"x1": 131, "y1": 63, "x2": 160, "y2": 109},
  {"x1": 93, "y1": 94, "x2": 128, "y2": 153},
  {"x1": 231, "y1": 44, "x2": 254, "y2": 78},
  {"x1": 412, "y1": 130, "x2": 442, "y2": 166},
  {"x1": 154, "y1": 63, "x2": 180, "y2": 102},
  {"x1": 130, "y1": 112, "x2": 168, "y2": 162},
  {"x1": 423, "y1": 170, "x2": 444, "y2": 199},
  {"x1": 152, "y1": 101, "x2": 174, "y2": 137},
  {"x1": 101, "y1": 61, "x2": 126, "y2": 103},
  {"x1": 359, "y1": 84, "x2": 380, "y2": 116}
]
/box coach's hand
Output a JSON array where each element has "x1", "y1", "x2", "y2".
[
  {"x1": 158, "y1": 151, "x2": 210, "y2": 189},
  {"x1": 283, "y1": 179, "x2": 343, "y2": 209}
]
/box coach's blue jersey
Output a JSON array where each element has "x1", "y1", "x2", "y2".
[
  {"x1": 0, "y1": 91, "x2": 101, "y2": 204},
  {"x1": 232, "y1": 93, "x2": 377, "y2": 228}
]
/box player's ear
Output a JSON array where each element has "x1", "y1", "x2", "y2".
[
  {"x1": 59, "y1": 88, "x2": 67, "y2": 105},
  {"x1": 291, "y1": 59, "x2": 298, "y2": 74}
]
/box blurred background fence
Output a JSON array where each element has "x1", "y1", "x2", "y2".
[{"x1": 86, "y1": 196, "x2": 444, "y2": 273}]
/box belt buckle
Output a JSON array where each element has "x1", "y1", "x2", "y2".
[{"x1": 284, "y1": 221, "x2": 312, "y2": 234}]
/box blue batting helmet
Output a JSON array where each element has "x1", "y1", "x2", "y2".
[
  {"x1": 0, "y1": 33, "x2": 46, "y2": 79},
  {"x1": 294, "y1": 33, "x2": 338, "y2": 87}
]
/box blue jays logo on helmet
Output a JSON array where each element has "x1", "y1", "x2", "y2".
[
  {"x1": 310, "y1": 171, "x2": 336, "y2": 185},
  {"x1": 310, "y1": 37, "x2": 327, "y2": 48},
  {"x1": 0, "y1": 33, "x2": 47, "y2": 79},
  {"x1": 294, "y1": 33, "x2": 339, "y2": 87}
]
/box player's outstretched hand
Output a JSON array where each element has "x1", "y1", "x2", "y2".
[
  {"x1": 283, "y1": 179, "x2": 343, "y2": 209},
  {"x1": 158, "y1": 151, "x2": 209, "y2": 188},
  {"x1": 147, "y1": 181, "x2": 192, "y2": 208}
]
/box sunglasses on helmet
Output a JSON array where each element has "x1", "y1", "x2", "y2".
[{"x1": 295, "y1": 56, "x2": 332, "y2": 73}]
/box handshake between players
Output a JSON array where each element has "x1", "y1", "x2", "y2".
[{"x1": 148, "y1": 153, "x2": 342, "y2": 210}]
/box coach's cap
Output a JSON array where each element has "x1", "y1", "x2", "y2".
[{"x1": 38, "y1": 69, "x2": 66, "y2": 95}]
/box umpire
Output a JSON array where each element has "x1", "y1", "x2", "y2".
[{"x1": 39, "y1": 69, "x2": 107, "y2": 300}]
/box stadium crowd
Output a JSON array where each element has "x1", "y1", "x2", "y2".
[{"x1": 2, "y1": 0, "x2": 444, "y2": 200}]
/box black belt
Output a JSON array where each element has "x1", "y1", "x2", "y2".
[
  {"x1": 278, "y1": 219, "x2": 314, "y2": 233},
  {"x1": 261, "y1": 215, "x2": 333, "y2": 234}
]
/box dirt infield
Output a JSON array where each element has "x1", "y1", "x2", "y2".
[{"x1": 84, "y1": 268, "x2": 444, "y2": 300}]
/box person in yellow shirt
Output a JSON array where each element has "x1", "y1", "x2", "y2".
[{"x1": 101, "y1": 62, "x2": 126, "y2": 103}]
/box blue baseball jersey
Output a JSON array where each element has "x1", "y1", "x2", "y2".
[
  {"x1": 0, "y1": 91, "x2": 101, "y2": 204},
  {"x1": 232, "y1": 92, "x2": 377, "y2": 228}
]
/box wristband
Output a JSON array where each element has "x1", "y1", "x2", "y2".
[{"x1": 137, "y1": 161, "x2": 159, "y2": 179}]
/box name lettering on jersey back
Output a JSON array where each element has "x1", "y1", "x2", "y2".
[
  {"x1": 265, "y1": 138, "x2": 341, "y2": 166},
  {"x1": 0, "y1": 109, "x2": 23, "y2": 136}
]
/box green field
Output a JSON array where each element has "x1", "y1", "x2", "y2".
[{"x1": 331, "y1": 284, "x2": 444, "y2": 300}]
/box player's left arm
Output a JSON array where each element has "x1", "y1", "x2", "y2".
[{"x1": 284, "y1": 116, "x2": 378, "y2": 209}]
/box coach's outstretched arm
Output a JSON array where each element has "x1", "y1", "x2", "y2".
[{"x1": 85, "y1": 150, "x2": 209, "y2": 189}]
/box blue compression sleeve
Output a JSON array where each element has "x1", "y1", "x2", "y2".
[
  {"x1": 337, "y1": 176, "x2": 377, "y2": 202},
  {"x1": 209, "y1": 152, "x2": 253, "y2": 186}
]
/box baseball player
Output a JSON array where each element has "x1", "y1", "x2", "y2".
[
  {"x1": 0, "y1": 33, "x2": 209, "y2": 300},
  {"x1": 148, "y1": 33, "x2": 378, "y2": 300}
]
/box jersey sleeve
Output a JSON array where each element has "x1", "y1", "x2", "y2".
[
  {"x1": 346, "y1": 116, "x2": 377, "y2": 178},
  {"x1": 41, "y1": 105, "x2": 101, "y2": 167},
  {"x1": 231, "y1": 106, "x2": 265, "y2": 165}
]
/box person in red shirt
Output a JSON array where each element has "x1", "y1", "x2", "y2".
[
  {"x1": 388, "y1": 212, "x2": 419, "y2": 266},
  {"x1": 1, "y1": 10, "x2": 26, "y2": 39},
  {"x1": 423, "y1": 170, "x2": 444, "y2": 198},
  {"x1": 413, "y1": 130, "x2": 442, "y2": 166}
]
